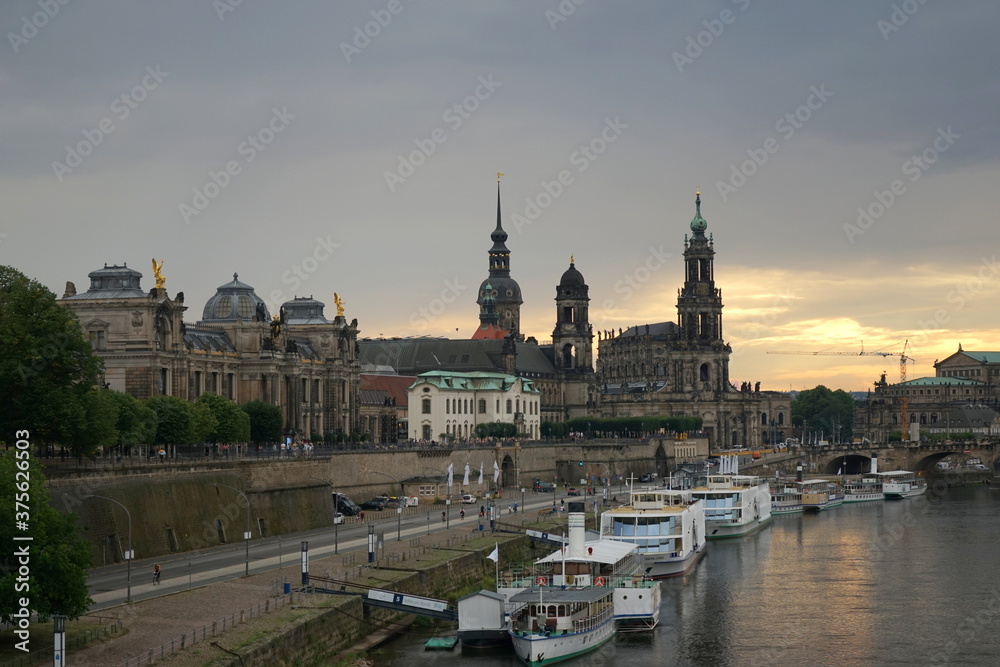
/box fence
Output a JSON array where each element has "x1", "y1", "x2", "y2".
[{"x1": 0, "y1": 615, "x2": 123, "y2": 667}]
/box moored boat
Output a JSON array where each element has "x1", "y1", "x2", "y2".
[
  {"x1": 843, "y1": 476, "x2": 884, "y2": 503},
  {"x1": 498, "y1": 501, "x2": 660, "y2": 632},
  {"x1": 770, "y1": 484, "x2": 804, "y2": 514},
  {"x1": 508, "y1": 586, "x2": 616, "y2": 666},
  {"x1": 878, "y1": 470, "x2": 928, "y2": 499},
  {"x1": 799, "y1": 479, "x2": 844, "y2": 511},
  {"x1": 691, "y1": 473, "x2": 773, "y2": 538},
  {"x1": 599, "y1": 487, "x2": 706, "y2": 579}
]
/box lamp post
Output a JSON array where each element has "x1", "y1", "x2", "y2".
[
  {"x1": 88, "y1": 495, "x2": 133, "y2": 602},
  {"x1": 307, "y1": 476, "x2": 338, "y2": 555},
  {"x1": 372, "y1": 471, "x2": 402, "y2": 541},
  {"x1": 212, "y1": 483, "x2": 252, "y2": 576}
]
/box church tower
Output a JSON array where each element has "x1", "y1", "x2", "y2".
[
  {"x1": 477, "y1": 178, "x2": 522, "y2": 337},
  {"x1": 677, "y1": 192, "x2": 724, "y2": 344},
  {"x1": 551, "y1": 257, "x2": 593, "y2": 371}
]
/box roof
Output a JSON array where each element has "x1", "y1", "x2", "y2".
[
  {"x1": 360, "y1": 374, "x2": 415, "y2": 407},
  {"x1": 509, "y1": 587, "x2": 613, "y2": 604},
  {"x1": 901, "y1": 376, "x2": 986, "y2": 386},
  {"x1": 410, "y1": 370, "x2": 539, "y2": 394},
  {"x1": 471, "y1": 323, "x2": 508, "y2": 340},
  {"x1": 534, "y1": 539, "x2": 636, "y2": 566},
  {"x1": 458, "y1": 590, "x2": 505, "y2": 603},
  {"x1": 956, "y1": 351, "x2": 1000, "y2": 364},
  {"x1": 184, "y1": 327, "x2": 237, "y2": 353},
  {"x1": 63, "y1": 264, "x2": 147, "y2": 300},
  {"x1": 614, "y1": 322, "x2": 680, "y2": 338},
  {"x1": 359, "y1": 389, "x2": 391, "y2": 406},
  {"x1": 357, "y1": 338, "x2": 557, "y2": 377}
]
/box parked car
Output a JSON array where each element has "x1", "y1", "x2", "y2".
[
  {"x1": 405, "y1": 496, "x2": 420, "y2": 507},
  {"x1": 360, "y1": 498, "x2": 387, "y2": 511},
  {"x1": 639, "y1": 473, "x2": 655, "y2": 483},
  {"x1": 973, "y1": 464, "x2": 990, "y2": 471},
  {"x1": 567, "y1": 488, "x2": 580, "y2": 496},
  {"x1": 461, "y1": 494, "x2": 476, "y2": 504},
  {"x1": 333, "y1": 512, "x2": 345, "y2": 525},
  {"x1": 537, "y1": 482, "x2": 556, "y2": 493},
  {"x1": 384, "y1": 499, "x2": 404, "y2": 510}
]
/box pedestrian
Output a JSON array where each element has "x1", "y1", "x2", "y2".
[
  {"x1": 359, "y1": 511, "x2": 366, "y2": 524},
  {"x1": 158, "y1": 447, "x2": 166, "y2": 463},
  {"x1": 442, "y1": 511, "x2": 446, "y2": 523},
  {"x1": 460, "y1": 508, "x2": 465, "y2": 519},
  {"x1": 479, "y1": 505, "x2": 485, "y2": 518},
  {"x1": 152, "y1": 564, "x2": 161, "y2": 585}
]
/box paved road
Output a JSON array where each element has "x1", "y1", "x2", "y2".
[{"x1": 86, "y1": 491, "x2": 607, "y2": 610}]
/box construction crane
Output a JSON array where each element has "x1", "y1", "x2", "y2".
[{"x1": 766, "y1": 341, "x2": 915, "y2": 439}]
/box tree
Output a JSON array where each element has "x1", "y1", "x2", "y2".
[
  {"x1": 475, "y1": 422, "x2": 517, "y2": 439},
  {"x1": 146, "y1": 395, "x2": 196, "y2": 445},
  {"x1": 106, "y1": 390, "x2": 157, "y2": 447},
  {"x1": 196, "y1": 393, "x2": 250, "y2": 443},
  {"x1": 792, "y1": 385, "x2": 856, "y2": 442},
  {"x1": 75, "y1": 389, "x2": 120, "y2": 456},
  {"x1": 0, "y1": 266, "x2": 105, "y2": 453},
  {"x1": 241, "y1": 400, "x2": 282, "y2": 442},
  {"x1": 0, "y1": 450, "x2": 92, "y2": 622}
]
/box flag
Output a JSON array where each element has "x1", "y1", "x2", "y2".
[
  {"x1": 478, "y1": 462, "x2": 484, "y2": 485},
  {"x1": 493, "y1": 460, "x2": 501, "y2": 483},
  {"x1": 463, "y1": 463, "x2": 470, "y2": 487},
  {"x1": 487, "y1": 542, "x2": 499, "y2": 563},
  {"x1": 447, "y1": 463, "x2": 454, "y2": 487}
]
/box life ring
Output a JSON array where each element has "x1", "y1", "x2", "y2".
[
  {"x1": 536, "y1": 576, "x2": 547, "y2": 586},
  {"x1": 595, "y1": 576, "x2": 606, "y2": 587}
]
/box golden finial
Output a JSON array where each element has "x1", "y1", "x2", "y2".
[
  {"x1": 334, "y1": 292, "x2": 345, "y2": 317},
  {"x1": 151, "y1": 258, "x2": 165, "y2": 289},
  {"x1": 570, "y1": 254, "x2": 575, "y2": 265},
  {"x1": 695, "y1": 187, "x2": 700, "y2": 196},
  {"x1": 497, "y1": 172, "x2": 504, "y2": 182}
]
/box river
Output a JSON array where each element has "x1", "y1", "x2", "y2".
[{"x1": 373, "y1": 483, "x2": 1000, "y2": 666}]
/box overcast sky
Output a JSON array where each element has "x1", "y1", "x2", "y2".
[{"x1": 3, "y1": 1, "x2": 998, "y2": 392}]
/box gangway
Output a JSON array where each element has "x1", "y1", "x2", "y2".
[{"x1": 305, "y1": 575, "x2": 458, "y2": 621}]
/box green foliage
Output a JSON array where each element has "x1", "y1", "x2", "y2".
[
  {"x1": 146, "y1": 395, "x2": 196, "y2": 445},
  {"x1": 546, "y1": 416, "x2": 703, "y2": 437},
  {"x1": 241, "y1": 400, "x2": 283, "y2": 442},
  {"x1": 105, "y1": 390, "x2": 157, "y2": 446},
  {"x1": 75, "y1": 390, "x2": 120, "y2": 455},
  {"x1": 791, "y1": 385, "x2": 856, "y2": 438},
  {"x1": 0, "y1": 266, "x2": 105, "y2": 453},
  {"x1": 475, "y1": 422, "x2": 517, "y2": 438},
  {"x1": 0, "y1": 451, "x2": 92, "y2": 621},
  {"x1": 196, "y1": 393, "x2": 250, "y2": 442}
]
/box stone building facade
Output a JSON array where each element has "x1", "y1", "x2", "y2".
[
  {"x1": 58, "y1": 264, "x2": 361, "y2": 440},
  {"x1": 595, "y1": 194, "x2": 790, "y2": 449}
]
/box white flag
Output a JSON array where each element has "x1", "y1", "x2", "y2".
[
  {"x1": 487, "y1": 542, "x2": 499, "y2": 563},
  {"x1": 447, "y1": 463, "x2": 454, "y2": 487},
  {"x1": 478, "y1": 462, "x2": 484, "y2": 485},
  {"x1": 493, "y1": 460, "x2": 501, "y2": 483},
  {"x1": 463, "y1": 463, "x2": 470, "y2": 487}
]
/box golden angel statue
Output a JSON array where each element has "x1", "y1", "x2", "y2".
[
  {"x1": 151, "y1": 259, "x2": 166, "y2": 289},
  {"x1": 334, "y1": 293, "x2": 345, "y2": 317}
]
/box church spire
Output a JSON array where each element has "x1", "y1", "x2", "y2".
[{"x1": 690, "y1": 189, "x2": 708, "y2": 237}]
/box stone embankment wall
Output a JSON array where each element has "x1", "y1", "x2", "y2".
[{"x1": 45, "y1": 442, "x2": 662, "y2": 561}]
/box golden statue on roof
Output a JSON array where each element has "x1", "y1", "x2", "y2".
[
  {"x1": 334, "y1": 292, "x2": 345, "y2": 317},
  {"x1": 151, "y1": 258, "x2": 166, "y2": 289}
]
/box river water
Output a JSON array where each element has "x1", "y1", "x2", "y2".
[{"x1": 373, "y1": 484, "x2": 1000, "y2": 666}]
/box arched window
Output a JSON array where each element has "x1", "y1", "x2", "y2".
[
  {"x1": 506, "y1": 399, "x2": 513, "y2": 414},
  {"x1": 422, "y1": 398, "x2": 431, "y2": 414},
  {"x1": 761, "y1": 412, "x2": 767, "y2": 425},
  {"x1": 700, "y1": 363, "x2": 710, "y2": 382}
]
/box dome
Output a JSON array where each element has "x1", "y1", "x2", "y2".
[
  {"x1": 559, "y1": 261, "x2": 586, "y2": 288},
  {"x1": 478, "y1": 276, "x2": 522, "y2": 306},
  {"x1": 201, "y1": 273, "x2": 270, "y2": 323},
  {"x1": 690, "y1": 192, "x2": 708, "y2": 234},
  {"x1": 281, "y1": 296, "x2": 329, "y2": 325}
]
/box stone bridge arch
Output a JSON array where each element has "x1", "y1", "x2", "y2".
[
  {"x1": 501, "y1": 454, "x2": 516, "y2": 488},
  {"x1": 654, "y1": 443, "x2": 668, "y2": 477}
]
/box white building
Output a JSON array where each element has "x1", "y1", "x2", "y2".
[{"x1": 408, "y1": 371, "x2": 541, "y2": 441}]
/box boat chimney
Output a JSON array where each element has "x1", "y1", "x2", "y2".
[
  {"x1": 796, "y1": 463, "x2": 803, "y2": 482},
  {"x1": 567, "y1": 502, "x2": 586, "y2": 559},
  {"x1": 870, "y1": 451, "x2": 878, "y2": 475}
]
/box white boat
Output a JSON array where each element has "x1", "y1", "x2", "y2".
[
  {"x1": 498, "y1": 501, "x2": 660, "y2": 632},
  {"x1": 690, "y1": 474, "x2": 773, "y2": 538},
  {"x1": 508, "y1": 586, "x2": 616, "y2": 666},
  {"x1": 799, "y1": 479, "x2": 844, "y2": 511},
  {"x1": 599, "y1": 487, "x2": 706, "y2": 579},
  {"x1": 770, "y1": 484, "x2": 804, "y2": 514},
  {"x1": 878, "y1": 470, "x2": 928, "y2": 499},
  {"x1": 843, "y1": 476, "x2": 884, "y2": 503}
]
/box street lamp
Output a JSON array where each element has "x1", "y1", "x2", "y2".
[
  {"x1": 307, "y1": 476, "x2": 338, "y2": 555},
  {"x1": 372, "y1": 471, "x2": 402, "y2": 542},
  {"x1": 212, "y1": 483, "x2": 252, "y2": 576},
  {"x1": 88, "y1": 495, "x2": 133, "y2": 602}
]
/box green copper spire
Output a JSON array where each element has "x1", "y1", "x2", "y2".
[{"x1": 690, "y1": 190, "x2": 707, "y2": 235}]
